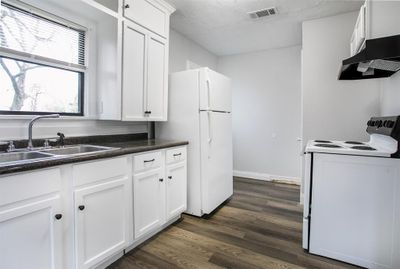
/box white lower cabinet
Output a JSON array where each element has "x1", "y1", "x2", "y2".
[
  {"x1": 133, "y1": 147, "x2": 187, "y2": 240},
  {"x1": 0, "y1": 146, "x2": 186, "y2": 269},
  {"x1": 133, "y1": 167, "x2": 165, "y2": 239},
  {"x1": 166, "y1": 161, "x2": 187, "y2": 221},
  {"x1": 0, "y1": 195, "x2": 63, "y2": 269},
  {"x1": 0, "y1": 168, "x2": 63, "y2": 269},
  {"x1": 74, "y1": 177, "x2": 130, "y2": 269}
]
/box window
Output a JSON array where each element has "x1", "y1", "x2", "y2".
[{"x1": 0, "y1": 1, "x2": 86, "y2": 116}]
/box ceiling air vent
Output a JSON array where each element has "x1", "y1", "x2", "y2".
[{"x1": 248, "y1": 7, "x2": 278, "y2": 19}]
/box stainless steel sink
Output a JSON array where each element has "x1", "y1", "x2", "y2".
[
  {"x1": 40, "y1": 145, "x2": 117, "y2": 156},
  {"x1": 0, "y1": 145, "x2": 118, "y2": 167},
  {"x1": 0, "y1": 151, "x2": 55, "y2": 165}
]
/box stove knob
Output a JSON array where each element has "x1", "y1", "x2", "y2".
[
  {"x1": 383, "y1": 120, "x2": 388, "y2": 127},
  {"x1": 376, "y1": 120, "x2": 383, "y2": 128},
  {"x1": 387, "y1": 120, "x2": 395, "y2": 128},
  {"x1": 367, "y1": 120, "x2": 372, "y2": 126}
]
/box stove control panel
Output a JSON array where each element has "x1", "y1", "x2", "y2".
[{"x1": 367, "y1": 116, "x2": 400, "y2": 140}]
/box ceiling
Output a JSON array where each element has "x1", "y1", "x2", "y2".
[{"x1": 167, "y1": 0, "x2": 364, "y2": 56}]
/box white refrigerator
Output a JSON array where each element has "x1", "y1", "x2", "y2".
[{"x1": 157, "y1": 67, "x2": 233, "y2": 217}]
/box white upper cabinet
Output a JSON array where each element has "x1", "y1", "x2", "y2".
[
  {"x1": 350, "y1": 4, "x2": 366, "y2": 56},
  {"x1": 122, "y1": 21, "x2": 168, "y2": 121},
  {"x1": 69, "y1": 0, "x2": 174, "y2": 121},
  {"x1": 350, "y1": 0, "x2": 400, "y2": 56},
  {"x1": 122, "y1": 23, "x2": 147, "y2": 121},
  {"x1": 102, "y1": 0, "x2": 174, "y2": 122},
  {"x1": 123, "y1": 0, "x2": 174, "y2": 38},
  {"x1": 147, "y1": 36, "x2": 167, "y2": 120}
]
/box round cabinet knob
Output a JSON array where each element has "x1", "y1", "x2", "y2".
[
  {"x1": 168, "y1": 176, "x2": 172, "y2": 179},
  {"x1": 159, "y1": 178, "x2": 164, "y2": 182},
  {"x1": 78, "y1": 205, "x2": 85, "y2": 211},
  {"x1": 124, "y1": 4, "x2": 130, "y2": 8},
  {"x1": 55, "y1": 214, "x2": 62, "y2": 220}
]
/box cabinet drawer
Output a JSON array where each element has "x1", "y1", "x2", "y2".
[
  {"x1": 0, "y1": 168, "x2": 61, "y2": 206},
  {"x1": 166, "y1": 147, "x2": 186, "y2": 164},
  {"x1": 73, "y1": 157, "x2": 128, "y2": 187},
  {"x1": 124, "y1": 0, "x2": 168, "y2": 37},
  {"x1": 134, "y1": 151, "x2": 162, "y2": 173}
]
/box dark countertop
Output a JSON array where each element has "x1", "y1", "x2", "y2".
[{"x1": 0, "y1": 137, "x2": 188, "y2": 176}]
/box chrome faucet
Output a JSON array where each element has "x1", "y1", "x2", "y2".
[{"x1": 28, "y1": 114, "x2": 60, "y2": 150}]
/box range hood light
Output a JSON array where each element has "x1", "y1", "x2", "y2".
[
  {"x1": 362, "y1": 68, "x2": 374, "y2": 76},
  {"x1": 357, "y1": 62, "x2": 371, "y2": 73}
]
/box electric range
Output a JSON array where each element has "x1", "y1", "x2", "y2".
[{"x1": 302, "y1": 116, "x2": 400, "y2": 269}]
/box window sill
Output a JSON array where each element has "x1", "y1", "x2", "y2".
[{"x1": 0, "y1": 115, "x2": 99, "y2": 121}]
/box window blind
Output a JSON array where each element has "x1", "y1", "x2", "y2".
[{"x1": 0, "y1": 2, "x2": 86, "y2": 69}]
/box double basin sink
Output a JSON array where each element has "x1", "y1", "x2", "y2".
[{"x1": 0, "y1": 145, "x2": 118, "y2": 167}]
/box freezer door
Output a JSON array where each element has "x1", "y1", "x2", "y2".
[
  {"x1": 200, "y1": 111, "x2": 233, "y2": 214},
  {"x1": 199, "y1": 68, "x2": 231, "y2": 112}
]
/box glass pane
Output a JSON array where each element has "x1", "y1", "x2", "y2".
[
  {"x1": 0, "y1": 3, "x2": 85, "y2": 65},
  {"x1": 0, "y1": 57, "x2": 82, "y2": 114}
]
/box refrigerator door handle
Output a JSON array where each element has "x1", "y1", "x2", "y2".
[
  {"x1": 206, "y1": 71, "x2": 211, "y2": 110},
  {"x1": 208, "y1": 111, "x2": 213, "y2": 144}
]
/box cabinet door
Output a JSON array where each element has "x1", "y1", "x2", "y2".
[
  {"x1": 75, "y1": 177, "x2": 130, "y2": 269},
  {"x1": 0, "y1": 196, "x2": 62, "y2": 269},
  {"x1": 134, "y1": 167, "x2": 165, "y2": 239},
  {"x1": 122, "y1": 22, "x2": 147, "y2": 121},
  {"x1": 354, "y1": 4, "x2": 366, "y2": 54},
  {"x1": 123, "y1": 0, "x2": 168, "y2": 37},
  {"x1": 146, "y1": 35, "x2": 167, "y2": 121},
  {"x1": 166, "y1": 162, "x2": 187, "y2": 221}
]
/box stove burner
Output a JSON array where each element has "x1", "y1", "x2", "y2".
[
  {"x1": 351, "y1": 146, "x2": 377, "y2": 151},
  {"x1": 314, "y1": 144, "x2": 342, "y2": 148},
  {"x1": 314, "y1": 140, "x2": 332, "y2": 143},
  {"x1": 345, "y1": 141, "x2": 364, "y2": 145}
]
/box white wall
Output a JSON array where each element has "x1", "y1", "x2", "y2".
[
  {"x1": 302, "y1": 12, "x2": 381, "y2": 145},
  {"x1": 169, "y1": 29, "x2": 218, "y2": 73},
  {"x1": 380, "y1": 72, "x2": 400, "y2": 116},
  {"x1": 301, "y1": 12, "x2": 382, "y2": 199},
  {"x1": 218, "y1": 46, "x2": 302, "y2": 181}
]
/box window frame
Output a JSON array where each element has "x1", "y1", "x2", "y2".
[{"x1": 0, "y1": 0, "x2": 88, "y2": 117}]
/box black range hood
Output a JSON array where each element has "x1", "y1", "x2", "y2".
[{"x1": 338, "y1": 34, "x2": 400, "y2": 80}]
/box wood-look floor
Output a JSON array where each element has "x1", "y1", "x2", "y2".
[{"x1": 108, "y1": 177, "x2": 361, "y2": 269}]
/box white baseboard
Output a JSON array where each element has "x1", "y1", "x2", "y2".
[{"x1": 233, "y1": 170, "x2": 301, "y2": 185}]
